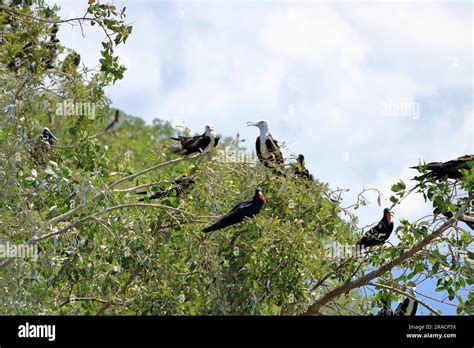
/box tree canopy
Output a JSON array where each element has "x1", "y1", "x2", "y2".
[{"x1": 0, "y1": 0, "x2": 472, "y2": 316}]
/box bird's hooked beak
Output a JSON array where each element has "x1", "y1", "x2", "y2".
[
  {"x1": 246, "y1": 121, "x2": 259, "y2": 127},
  {"x1": 258, "y1": 191, "x2": 267, "y2": 204}
]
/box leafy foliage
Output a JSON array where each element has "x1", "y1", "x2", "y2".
[{"x1": 0, "y1": 1, "x2": 472, "y2": 316}]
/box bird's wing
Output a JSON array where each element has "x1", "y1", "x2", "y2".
[
  {"x1": 266, "y1": 135, "x2": 284, "y2": 163},
  {"x1": 185, "y1": 135, "x2": 211, "y2": 151},
  {"x1": 255, "y1": 137, "x2": 262, "y2": 160},
  {"x1": 411, "y1": 300, "x2": 418, "y2": 316},
  {"x1": 228, "y1": 198, "x2": 253, "y2": 213},
  {"x1": 395, "y1": 298, "x2": 409, "y2": 316},
  {"x1": 214, "y1": 136, "x2": 220, "y2": 147}
]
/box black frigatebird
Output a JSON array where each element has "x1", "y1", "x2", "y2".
[
  {"x1": 246, "y1": 120, "x2": 284, "y2": 168},
  {"x1": 136, "y1": 176, "x2": 195, "y2": 201},
  {"x1": 411, "y1": 154, "x2": 474, "y2": 181},
  {"x1": 202, "y1": 188, "x2": 267, "y2": 233},
  {"x1": 30, "y1": 127, "x2": 58, "y2": 166},
  {"x1": 356, "y1": 208, "x2": 394, "y2": 248},
  {"x1": 105, "y1": 110, "x2": 120, "y2": 132},
  {"x1": 394, "y1": 289, "x2": 418, "y2": 316},
  {"x1": 40, "y1": 127, "x2": 58, "y2": 145},
  {"x1": 292, "y1": 154, "x2": 314, "y2": 181},
  {"x1": 61, "y1": 51, "x2": 81, "y2": 74},
  {"x1": 171, "y1": 124, "x2": 219, "y2": 155}
]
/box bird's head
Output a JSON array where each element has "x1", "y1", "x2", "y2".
[
  {"x1": 42, "y1": 127, "x2": 58, "y2": 142},
  {"x1": 204, "y1": 124, "x2": 215, "y2": 136},
  {"x1": 255, "y1": 188, "x2": 267, "y2": 204},
  {"x1": 246, "y1": 120, "x2": 269, "y2": 133},
  {"x1": 297, "y1": 154, "x2": 305, "y2": 166},
  {"x1": 383, "y1": 208, "x2": 394, "y2": 223}
]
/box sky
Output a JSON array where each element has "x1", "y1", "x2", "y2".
[{"x1": 55, "y1": 0, "x2": 473, "y2": 314}]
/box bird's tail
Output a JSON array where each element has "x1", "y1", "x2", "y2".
[{"x1": 202, "y1": 225, "x2": 217, "y2": 233}]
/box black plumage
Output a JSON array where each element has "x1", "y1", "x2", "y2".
[
  {"x1": 30, "y1": 127, "x2": 58, "y2": 166},
  {"x1": 105, "y1": 110, "x2": 120, "y2": 132},
  {"x1": 202, "y1": 188, "x2": 267, "y2": 233},
  {"x1": 395, "y1": 297, "x2": 418, "y2": 316},
  {"x1": 171, "y1": 125, "x2": 219, "y2": 155},
  {"x1": 292, "y1": 154, "x2": 314, "y2": 181},
  {"x1": 356, "y1": 208, "x2": 394, "y2": 248},
  {"x1": 136, "y1": 176, "x2": 195, "y2": 201},
  {"x1": 247, "y1": 121, "x2": 284, "y2": 168},
  {"x1": 411, "y1": 154, "x2": 474, "y2": 181}
]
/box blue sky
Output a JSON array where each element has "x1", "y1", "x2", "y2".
[{"x1": 56, "y1": 0, "x2": 473, "y2": 314}]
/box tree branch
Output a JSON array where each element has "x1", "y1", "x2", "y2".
[
  {"x1": 303, "y1": 204, "x2": 467, "y2": 315},
  {"x1": 368, "y1": 282, "x2": 441, "y2": 316}
]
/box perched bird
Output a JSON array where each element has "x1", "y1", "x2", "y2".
[
  {"x1": 42, "y1": 24, "x2": 60, "y2": 70},
  {"x1": 202, "y1": 188, "x2": 267, "y2": 233},
  {"x1": 246, "y1": 120, "x2": 284, "y2": 169},
  {"x1": 292, "y1": 154, "x2": 314, "y2": 181},
  {"x1": 30, "y1": 127, "x2": 58, "y2": 166},
  {"x1": 395, "y1": 289, "x2": 418, "y2": 316},
  {"x1": 40, "y1": 127, "x2": 58, "y2": 145},
  {"x1": 433, "y1": 205, "x2": 474, "y2": 230},
  {"x1": 61, "y1": 51, "x2": 81, "y2": 74},
  {"x1": 136, "y1": 176, "x2": 195, "y2": 201},
  {"x1": 170, "y1": 124, "x2": 219, "y2": 155},
  {"x1": 105, "y1": 110, "x2": 120, "y2": 132},
  {"x1": 411, "y1": 154, "x2": 474, "y2": 181},
  {"x1": 356, "y1": 208, "x2": 394, "y2": 249}
]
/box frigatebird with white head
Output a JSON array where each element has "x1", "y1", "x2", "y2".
[
  {"x1": 356, "y1": 208, "x2": 394, "y2": 249},
  {"x1": 41, "y1": 127, "x2": 58, "y2": 145},
  {"x1": 30, "y1": 127, "x2": 58, "y2": 166},
  {"x1": 171, "y1": 124, "x2": 219, "y2": 155},
  {"x1": 394, "y1": 287, "x2": 418, "y2": 316},
  {"x1": 202, "y1": 188, "x2": 267, "y2": 233},
  {"x1": 247, "y1": 120, "x2": 284, "y2": 168}
]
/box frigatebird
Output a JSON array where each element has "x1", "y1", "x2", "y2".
[
  {"x1": 246, "y1": 120, "x2": 284, "y2": 168},
  {"x1": 411, "y1": 154, "x2": 474, "y2": 181},
  {"x1": 394, "y1": 289, "x2": 418, "y2": 316},
  {"x1": 202, "y1": 188, "x2": 267, "y2": 233},
  {"x1": 356, "y1": 208, "x2": 394, "y2": 248},
  {"x1": 30, "y1": 127, "x2": 58, "y2": 166},
  {"x1": 377, "y1": 291, "x2": 418, "y2": 316},
  {"x1": 105, "y1": 110, "x2": 120, "y2": 132},
  {"x1": 171, "y1": 124, "x2": 219, "y2": 155},
  {"x1": 40, "y1": 127, "x2": 58, "y2": 145},
  {"x1": 61, "y1": 51, "x2": 81, "y2": 74},
  {"x1": 136, "y1": 176, "x2": 195, "y2": 201},
  {"x1": 292, "y1": 154, "x2": 314, "y2": 181}
]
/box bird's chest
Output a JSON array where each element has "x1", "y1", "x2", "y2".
[
  {"x1": 203, "y1": 134, "x2": 215, "y2": 151},
  {"x1": 259, "y1": 135, "x2": 270, "y2": 158},
  {"x1": 405, "y1": 299, "x2": 414, "y2": 314}
]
